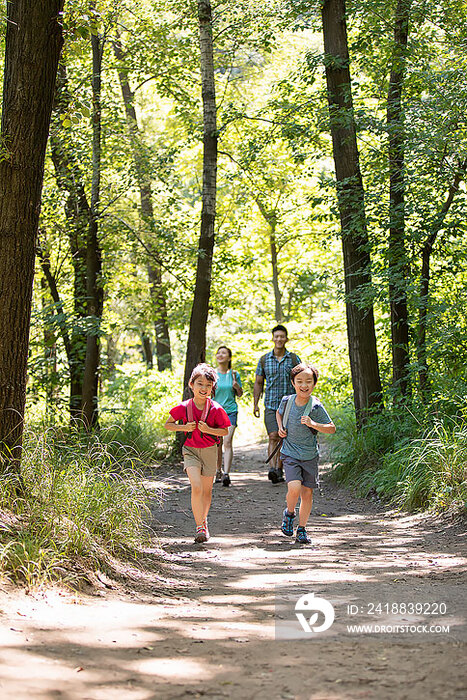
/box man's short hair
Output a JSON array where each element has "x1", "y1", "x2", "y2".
[{"x1": 272, "y1": 324, "x2": 288, "y2": 336}]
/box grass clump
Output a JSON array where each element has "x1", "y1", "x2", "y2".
[
  {"x1": 0, "y1": 425, "x2": 151, "y2": 587},
  {"x1": 331, "y1": 405, "x2": 467, "y2": 513}
]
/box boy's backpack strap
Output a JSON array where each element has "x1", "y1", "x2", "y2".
[
  {"x1": 282, "y1": 395, "x2": 294, "y2": 430},
  {"x1": 304, "y1": 395, "x2": 319, "y2": 434}
]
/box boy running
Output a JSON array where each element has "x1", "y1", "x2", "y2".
[
  {"x1": 253, "y1": 324, "x2": 300, "y2": 483},
  {"x1": 164, "y1": 364, "x2": 230, "y2": 543},
  {"x1": 276, "y1": 363, "x2": 336, "y2": 544}
]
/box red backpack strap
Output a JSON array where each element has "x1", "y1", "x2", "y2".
[
  {"x1": 186, "y1": 398, "x2": 194, "y2": 423},
  {"x1": 200, "y1": 398, "x2": 211, "y2": 423}
]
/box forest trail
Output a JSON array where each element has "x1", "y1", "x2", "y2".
[{"x1": 0, "y1": 444, "x2": 465, "y2": 700}]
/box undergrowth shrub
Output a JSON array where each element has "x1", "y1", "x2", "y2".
[
  {"x1": 101, "y1": 366, "x2": 182, "y2": 459},
  {"x1": 331, "y1": 405, "x2": 467, "y2": 513},
  {"x1": 0, "y1": 425, "x2": 152, "y2": 587}
]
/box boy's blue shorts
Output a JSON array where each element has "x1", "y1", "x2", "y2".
[{"x1": 281, "y1": 455, "x2": 319, "y2": 489}]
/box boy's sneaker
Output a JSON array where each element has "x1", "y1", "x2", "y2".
[
  {"x1": 295, "y1": 526, "x2": 311, "y2": 544},
  {"x1": 222, "y1": 473, "x2": 231, "y2": 487},
  {"x1": 215, "y1": 471, "x2": 222, "y2": 483},
  {"x1": 281, "y1": 508, "x2": 295, "y2": 536},
  {"x1": 194, "y1": 525, "x2": 208, "y2": 543}
]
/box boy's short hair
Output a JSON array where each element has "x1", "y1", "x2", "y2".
[
  {"x1": 291, "y1": 362, "x2": 319, "y2": 384},
  {"x1": 272, "y1": 324, "x2": 288, "y2": 336},
  {"x1": 189, "y1": 363, "x2": 218, "y2": 390}
]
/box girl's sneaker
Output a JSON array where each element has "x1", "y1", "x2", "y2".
[
  {"x1": 295, "y1": 526, "x2": 311, "y2": 544},
  {"x1": 215, "y1": 471, "x2": 222, "y2": 483},
  {"x1": 281, "y1": 508, "x2": 295, "y2": 536},
  {"x1": 195, "y1": 525, "x2": 208, "y2": 543},
  {"x1": 203, "y1": 517, "x2": 210, "y2": 539},
  {"x1": 222, "y1": 472, "x2": 231, "y2": 487}
]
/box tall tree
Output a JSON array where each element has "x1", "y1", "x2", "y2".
[
  {"x1": 0, "y1": 0, "x2": 64, "y2": 474},
  {"x1": 49, "y1": 63, "x2": 89, "y2": 418},
  {"x1": 182, "y1": 0, "x2": 218, "y2": 393},
  {"x1": 321, "y1": 0, "x2": 383, "y2": 425},
  {"x1": 80, "y1": 28, "x2": 104, "y2": 428},
  {"x1": 113, "y1": 38, "x2": 172, "y2": 371},
  {"x1": 417, "y1": 158, "x2": 466, "y2": 394},
  {"x1": 387, "y1": 0, "x2": 411, "y2": 398}
]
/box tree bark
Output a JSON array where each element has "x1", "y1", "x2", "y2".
[
  {"x1": 0, "y1": 0, "x2": 64, "y2": 475},
  {"x1": 387, "y1": 0, "x2": 411, "y2": 398},
  {"x1": 255, "y1": 197, "x2": 284, "y2": 322},
  {"x1": 182, "y1": 0, "x2": 218, "y2": 394},
  {"x1": 50, "y1": 63, "x2": 88, "y2": 417},
  {"x1": 113, "y1": 39, "x2": 172, "y2": 371},
  {"x1": 417, "y1": 158, "x2": 466, "y2": 394},
  {"x1": 321, "y1": 0, "x2": 383, "y2": 426},
  {"x1": 81, "y1": 31, "x2": 104, "y2": 428}
]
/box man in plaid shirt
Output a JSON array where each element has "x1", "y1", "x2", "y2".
[{"x1": 253, "y1": 325, "x2": 300, "y2": 483}]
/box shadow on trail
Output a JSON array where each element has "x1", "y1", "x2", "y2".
[{"x1": 0, "y1": 443, "x2": 465, "y2": 700}]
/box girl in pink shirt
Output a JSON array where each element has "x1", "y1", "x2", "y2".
[{"x1": 164, "y1": 364, "x2": 230, "y2": 543}]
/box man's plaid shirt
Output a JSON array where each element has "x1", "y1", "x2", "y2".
[{"x1": 255, "y1": 349, "x2": 301, "y2": 411}]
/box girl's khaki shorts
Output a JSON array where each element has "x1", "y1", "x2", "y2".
[{"x1": 182, "y1": 444, "x2": 218, "y2": 476}]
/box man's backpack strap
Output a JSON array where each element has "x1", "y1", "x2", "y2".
[{"x1": 290, "y1": 352, "x2": 300, "y2": 367}]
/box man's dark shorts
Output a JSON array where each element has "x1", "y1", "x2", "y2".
[
  {"x1": 264, "y1": 407, "x2": 279, "y2": 434},
  {"x1": 282, "y1": 455, "x2": 319, "y2": 489}
]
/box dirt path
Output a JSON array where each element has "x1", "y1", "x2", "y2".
[{"x1": 0, "y1": 444, "x2": 466, "y2": 699}]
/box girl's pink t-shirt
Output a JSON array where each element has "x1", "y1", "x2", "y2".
[{"x1": 169, "y1": 399, "x2": 230, "y2": 448}]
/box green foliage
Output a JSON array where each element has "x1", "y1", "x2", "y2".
[
  {"x1": 331, "y1": 401, "x2": 467, "y2": 513},
  {"x1": 101, "y1": 365, "x2": 183, "y2": 457},
  {"x1": 0, "y1": 426, "x2": 151, "y2": 587}
]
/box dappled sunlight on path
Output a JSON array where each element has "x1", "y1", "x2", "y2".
[{"x1": 0, "y1": 444, "x2": 465, "y2": 699}]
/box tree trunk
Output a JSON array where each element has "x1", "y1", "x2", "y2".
[
  {"x1": 113, "y1": 39, "x2": 172, "y2": 371},
  {"x1": 182, "y1": 0, "x2": 218, "y2": 395},
  {"x1": 0, "y1": 0, "x2": 64, "y2": 475},
  {"x1": 141, "y1": 334, "x2": 154, "y2": 369},
  {"x1": 41, "y1": 277, "x2": 58, "y2": 414},
  {"x1": 50, "y1": 63, "x2": 88, "y2": 417},
  {"x1": 321, "y1": 0, "x2": 383, "y2": 426},
  {"x1": 255, "y1": 197, "x2": 284, "y2": 322},
  {"x1": 81, "y1": 31, "x2": 104, "y2": 429},
  {"x1": 387, "y1": 0, "x2": 411, "y2": 398},
  {"x1": 417, "y1": 159, "x2": 466, "y2": 394},
  {"x1": 269, "y1": 224, "x2": 284, "y2": 322}
]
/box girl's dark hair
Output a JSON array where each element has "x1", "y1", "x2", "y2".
[
  {"x1": 189, "y1": 363, "x2": 218, "y2": 390},
  {"x1": 291, "y1": 362, "x2": 319, "y2": 385},
  {"x1": 216, "y1": 345, "x2": 232, "y2": 368}
]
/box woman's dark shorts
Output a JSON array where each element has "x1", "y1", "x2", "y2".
[{"x1": 282, "y1": 455, "x2": 319, "y2": 489}]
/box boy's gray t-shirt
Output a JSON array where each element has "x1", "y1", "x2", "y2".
[{"x1": 278, "y1": 394, "x2": 332, "y2": 461}]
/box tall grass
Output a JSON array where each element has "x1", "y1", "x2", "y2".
[
  {"x1": 0, "y1": 425, "x2": 152, "y2": 587},
  {"x1": 331, "y1": 405, "x2": 467, "y2": 513}
]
